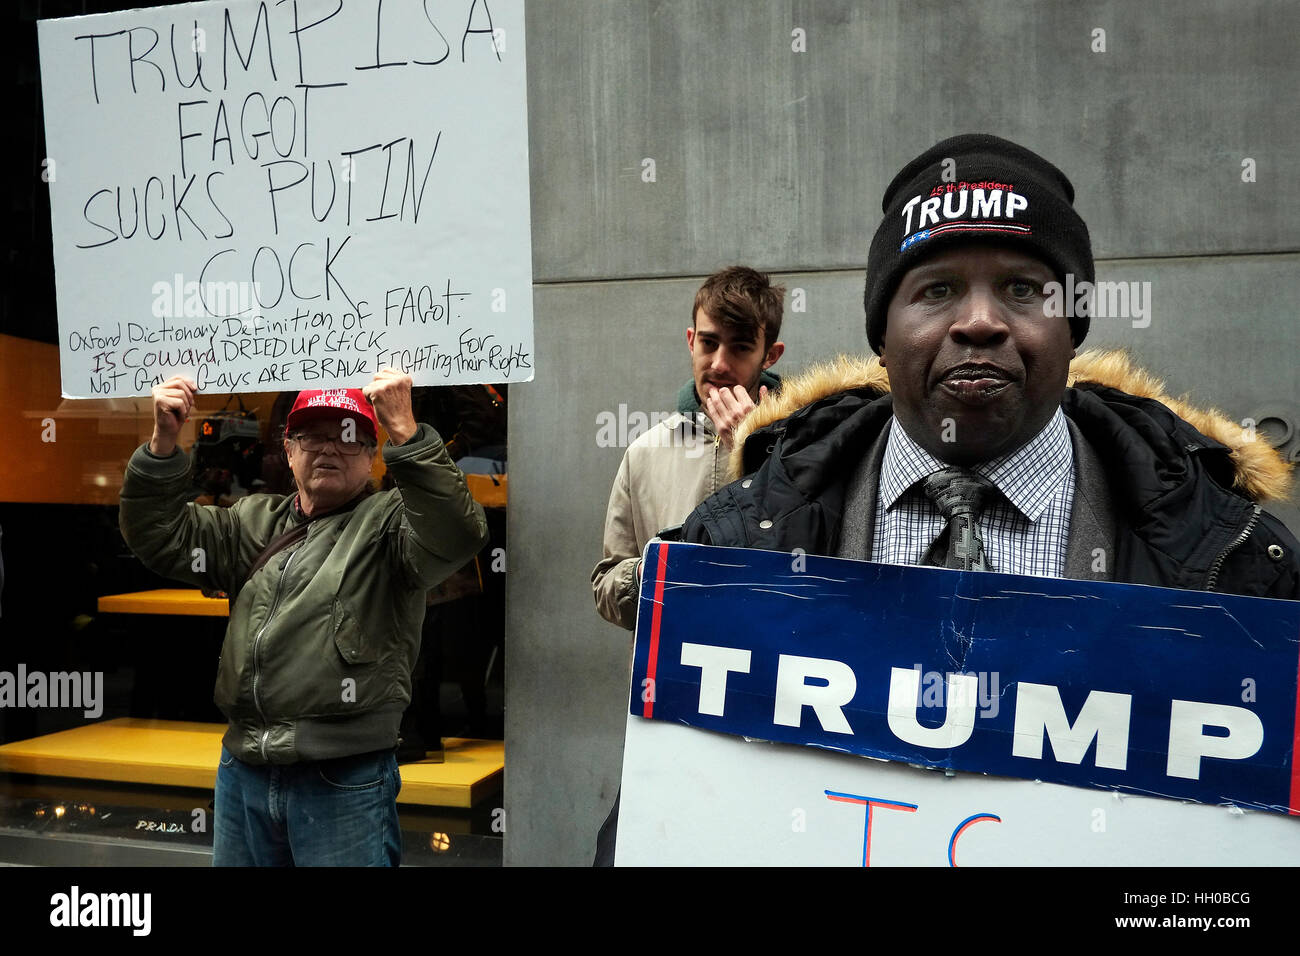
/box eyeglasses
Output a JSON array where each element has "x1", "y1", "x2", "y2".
[{"x1": 290, "y1": 433, "x2": 374, "y2": 456}]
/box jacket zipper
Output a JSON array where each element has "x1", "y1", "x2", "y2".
[
  {"x1": 1205, "y1": 504, "x2": 1261, "y2": 592},
  {"x1": 712, "y1": 427, "x2": 720, "y2": 494},
  {"x1": 251, "y1": 526, "x2": 310, "y2": 760},
  {"x1": 692, "y1": 411, "x2": 721, "y2": 495}
]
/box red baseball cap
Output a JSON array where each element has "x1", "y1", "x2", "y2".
[{"x1": 285, "y1": 388, "x2": 378, "y2": 440}]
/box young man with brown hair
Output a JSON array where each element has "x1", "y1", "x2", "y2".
[{"x1": 591, "y1": 265, "x2": 786, "y2": 630}]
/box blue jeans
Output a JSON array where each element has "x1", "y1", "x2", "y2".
[{"x1": 213, "y1": 746, "x2": 402, "y2": 866}]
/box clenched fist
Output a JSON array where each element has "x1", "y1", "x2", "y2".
[
  {"x1": 149, "y1": 376, "x2": 197, "y2": 457},
  {"x1": 363, "y1": 368, "x2": 417, "y2": 445}
]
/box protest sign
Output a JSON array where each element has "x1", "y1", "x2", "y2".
[
  {"x1": 617, "y1": 717, "x2": 1300, "y2": 865},
  {"x1": 617, "y1": 541, "x2": 1300, "y2": 864},
  {"x1": 38, "y1": 0, "x2": 532, "y2": 399}
]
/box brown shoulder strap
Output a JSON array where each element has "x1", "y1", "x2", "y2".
[
  {"x1": 229, "y1": 522, "x2": 311, "y2": 607},
  {"x1": 245, "y1": 522, "x2": 312, "y2": 586},
  {"x1": 230, "y1": 488, "x2": 374, "y2": 605}
]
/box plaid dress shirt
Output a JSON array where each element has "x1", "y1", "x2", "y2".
[{"x1": 871, "y1": 408, "x2": 1075, "y2": 577}]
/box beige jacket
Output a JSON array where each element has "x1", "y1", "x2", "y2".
[{"x1": 592, "y1": 411, "x2": 730, "y2": 629}]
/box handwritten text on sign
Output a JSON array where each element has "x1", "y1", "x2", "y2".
[
  {"x1": 39, "y1": 0, "x2": 532, "y2": 398},
  {"x1": 617, "y1": 717, "x2": 1300, "y2": 865}
]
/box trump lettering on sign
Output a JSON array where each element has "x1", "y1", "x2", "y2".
[{"x1": 616, "y1": 542, "x2": 1300, "y2": 865}]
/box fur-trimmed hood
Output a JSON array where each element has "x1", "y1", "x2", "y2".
[{"x1": 733, "y1": 349, "x2": 1293, "y2": 503}]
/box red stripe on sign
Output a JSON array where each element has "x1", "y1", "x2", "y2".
[
  {"x1": 1290, "y1": 631, "x2": 1300, "y2": 814},
  {"x1": 642, "y1": 544, "x2": 670, "y2": 719}
]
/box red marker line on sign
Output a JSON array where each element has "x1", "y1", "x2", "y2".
[
  {"x1": 1289, "y1": 628, "x2": 1300, "y2": 815},
  {"x1": 642, "y1": 543, "x2": 670, "y2": 719}
]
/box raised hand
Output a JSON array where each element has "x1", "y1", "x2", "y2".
[
  {"x1": 363, "y1": 367, "x2": 417, "y2": 445},
  {"x1": 149, "y1": 376, "x2": 197, "y2": 457}
]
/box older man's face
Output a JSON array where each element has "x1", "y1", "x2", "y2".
[
  {"x1": 880, "y1": 244, "x2": 1074, "y2": 466},
  {"x1": 284, "y1": 417, "x2": 376, "y2": 515}
]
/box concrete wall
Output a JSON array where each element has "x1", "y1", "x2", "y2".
[{"x1": 506, "y1": 0, "x2": 1300, "y2": 865}]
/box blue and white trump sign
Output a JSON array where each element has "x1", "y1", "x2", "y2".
[{"x1": 616, "y1": 542, "x2": 1300, "y2": 865}]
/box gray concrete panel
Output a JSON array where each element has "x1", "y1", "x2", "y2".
[
  {"x1": 527, "y1": 0, "x2": 1300, "y2": 281},
  {"x1": 1084, "y1": 253, "x2": 1300, "y2": 533},
  {"x1": 504, "y1": 279, "x2": 696, "y2": 866}
]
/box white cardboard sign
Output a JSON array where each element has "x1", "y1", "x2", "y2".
[
  {"x1": 39, "y1": 0, "x2": 533, "y2": 398},
  {"x1": 617, "y1": 717, "x2": 1300, "y2": 866}
]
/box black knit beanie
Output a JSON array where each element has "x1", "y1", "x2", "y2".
[{"x1": 864, "y1": 133, "x2": 1094, "y2": 354}]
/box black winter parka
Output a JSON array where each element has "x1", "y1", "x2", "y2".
[{"x1": 681, "y1": 374, "x2": 1300, "y2": 602}]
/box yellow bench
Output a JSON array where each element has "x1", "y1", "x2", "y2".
[
  {"x1": 0, "y1": 718, "x2": 502, "y2": 809},
  {"x1": 98, "y1": 589, "x2": 229, "y2": 616}
]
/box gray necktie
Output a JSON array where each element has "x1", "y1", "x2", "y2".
[{"x1": 922, "y1": 467, "x2": 997, "y2": 571}]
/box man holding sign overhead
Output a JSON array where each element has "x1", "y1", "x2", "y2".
[
  {"x1": 682, "y1": 133, "x2": 1300, "y2": 600},
  {"x1": 120, "y1": 369, "x2": 488, "y2": 866}
]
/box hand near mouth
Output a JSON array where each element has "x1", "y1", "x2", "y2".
[{"x1": 705, "y1": 383, "x2": 767, "y2": 449}]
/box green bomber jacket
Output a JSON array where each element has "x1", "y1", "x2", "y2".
[{"x1": 119, "y1": 424, "x2": 488, "y2": 764}]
